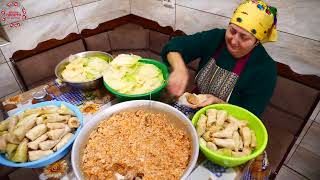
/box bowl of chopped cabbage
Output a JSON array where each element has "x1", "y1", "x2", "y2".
[
  {"x1": 103, "y1": 54, "x2": 169, "y2": 101},
  {"x1": 55, "y1": 51, "x2": 113, "y2": 90}
]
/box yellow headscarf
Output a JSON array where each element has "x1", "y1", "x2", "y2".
[{"x1": 230, "y1": 0, "x2": 278, "y2": 43}]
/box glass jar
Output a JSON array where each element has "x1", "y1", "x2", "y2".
[{"x1": 32, "y1": 88, "x2": 52, "y2": 104}]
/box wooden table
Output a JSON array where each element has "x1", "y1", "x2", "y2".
[{"x1": 0, "y1": 80, "x2": 272, "y2": 180}]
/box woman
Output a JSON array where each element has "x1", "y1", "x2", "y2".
[{"x1": 161, "y1": 0, "x2": 278, "y2": 117}]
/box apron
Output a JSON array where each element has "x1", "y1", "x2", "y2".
[{"x1": 195, "y1": 42, "x2": 251, "y2": 102}]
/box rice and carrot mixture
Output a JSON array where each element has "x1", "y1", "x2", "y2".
[{"x1": 81, "y1": 110, "x2": 191, "y2": 180}]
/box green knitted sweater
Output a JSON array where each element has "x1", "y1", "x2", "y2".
[{"x1": 161, "y1": 28, "x2": 277, "y2": 117}]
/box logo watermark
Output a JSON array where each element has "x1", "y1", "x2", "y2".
[{"x1": 1, "y1": 0, "x2": 27, "y2": 28}]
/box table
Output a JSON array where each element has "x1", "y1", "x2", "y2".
[{"x1": 0, "y1": 80, "x2": 272, "y2": 180}]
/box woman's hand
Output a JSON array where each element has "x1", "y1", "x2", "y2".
[
  {"x1": 167, "y1": 68, "x2": 189, "y2": 97},
  {"x1": 196, "y1": 94, "x2": 225, "y2": 108},
  {"x1": 166, "y1": 52, "x2": 189, "y2": 97}
]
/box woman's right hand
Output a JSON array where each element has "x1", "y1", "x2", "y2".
[
  {"x1": 167, "y1": 68, "x2": 189, "y2": 97},
  {"x1": 166, "y1": 52, "x2": 189, "y2": 97}
]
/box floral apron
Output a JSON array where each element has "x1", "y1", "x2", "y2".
[{"x1": 195, "y1": 42, "x2": 251, "y2": 102}]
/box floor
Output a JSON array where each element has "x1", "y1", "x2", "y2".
[{"x1": 276, "y1": 106, "x2": 320, "y2": 180}]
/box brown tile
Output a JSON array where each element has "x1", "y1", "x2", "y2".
[
  {"x1": 0, "y1": 63, "x2": 20, "y2": 98},
  {"x1": 295, "y1": 119, "x2": 313, "y2": 145},
  {"x1": 15, "y1": 40, "x2": 85, "y2": 88},
  {"x1": 270, "y1": 76, "x2": 319, "y2": 119},
  {"x1": 9, "y1": 168, "x2": 38, "y2": 180},
  {"x1": 108, "y1": 23, "x2": 149, "y2": 50},
  {"x1": 265, "y1": 121, "x2": 295, "y2": 171},
  {"x1": 275, "y1": 165, "x2": 307, "y2": 180},
  {"x1": 300, "y1": 122, "x2": 320, "y2": 156},
  {"x1": 288, "y1": 146, "x2": 320, "y2": 180},
  {"x1": 85, "y1": 32, "x2": 111, "y2": 52},
  {"x1": 148, "y1": 51, "x2": 163, "y2": 62},
  {"x1": 284, "y1": 144, "x2": 298, "y2": 165},
  {"x1": 149, "y1": 30, "x2": 170, "y2": 54},
  {"x1": 261, "y1": 106, "x2": 304, "y2": 135}
]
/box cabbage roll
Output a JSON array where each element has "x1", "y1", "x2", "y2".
[
  {"x1": 6, "y1": 132, "x2": 21, "y2": 144},
  {"x1": 11, "y1": 138, "x2": 28, "y2": 162},
  {"x1": 13, "y1": 117, "x2": 36, "y2": 141},
  {"x1": 213, "y1": 123, "x2": 238, "y2": 138},
  {"x1": 42, "y1": 106, "x2": 59, "y2": 114},
  {"x1": 68, "y1": 117, "x2": 80, "y2": 128},
  {"x1": 36, "y1": 116, "x2": 46, "y2": 125},
  {"x1": 57, "y1": 104, "x2": 75, "y2": 116},
  {"x1": 46, "y1": 123, "x2": 67, "y2": 130},
  {"x1": 6, "y1": 143, "x2": 18, "y2": 159},
  {"x1": 0, "y1": 131, "x2": 8, "y2": 136},
  {"x1": 0, "y1": 118, "x2": 10, "y2": 131},
  {"x1": 28, "y1": 134, "x2": 48, "y2": 150},
  {"x1": 8, "y1": 116, "x2": 18, "y2": 133},
  {"x1": 206, "y1": 142, "x2": 217, "y2": 151},
  {"x1": 250, "y1": 130, "x2": 257, "y2": 148},
  {"x1": 216, "y1": 110, "x2": 228, "y2": 127},
  {"x1": 39, "y1": 140, "x2": 59, "y2": 150},
  {"x1": 16, "y1": 113, "x2": 38, "y2": 127},
  {"x1": 196, "y1": 114, "x2": 207, "y2": 137},
  {"x1": 26, "y1": 124, "x2": 47, "y2": 141},
  {"x1": 46, "y1": 113, "x2": 70, "y2": 123},
  {"x1": 240, "y1": 127, "x2": 251, "y2": 148},
  {"x1": 206, "y1": 109, "x2": 217, "y2": 127},
  {"x1": 47, "y1": 126, "x2": 71, "y2": 140},
  {"x1": 29, "y1": 150, "x2": 53, "y2": 161},
  {"x1": 214, "y1": 138, "x2": 236, "y2": 150},
  {"x1": 21, "y1": 108, "x2": 42, "y2": 117},
  {"x1": 54, "y1": 133, "x2": 74, "y2": 151},
  {"x1": 0, "y1": 134, "x2": 8, "y2": 153}
]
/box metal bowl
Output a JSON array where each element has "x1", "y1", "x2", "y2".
[
  {"x1": 71, "y1": 100, "x2": 199, "y2": 180},
  {"x1": 55, "y1": 51, "x2": 113, "y2": 91}
]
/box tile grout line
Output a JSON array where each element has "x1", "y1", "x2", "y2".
[
  {"x1": 69, "y1": 0, "x2": 80, "y2": 33},
  {"x1": 296, "y1": 121, "x2": 314, "y2": 146},
  {"x1": 284, "y1": 165, "x2": 311, "y2": 180},
  {"x1": 175, "y1": 4, "x2": 320, "y2": 43}
]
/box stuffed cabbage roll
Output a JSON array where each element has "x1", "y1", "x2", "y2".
[
  {"x1": 67, "y1": 117, "x2": 80, "y2": 128},
  {"x1": 16, "y1": 113, "x2": 38, "y2": 127},
  {"x1": 11, "y1": 138, "x2": 28, "y2": 162},
  {"x1": 54, "y1": 133, "x2": 74, "y2": 151},
  {"x1": 6, "y1": 132, "x2": 21, "y2": 144},
  {"x1": 8, "y1": 116, "x2": 18, "y2": 133},
  {"x1": 196, "y1": 114, "x2": 207, "y2": 137},
  {"x1": 29, "y1": 150, "x2": 53, "y2": 161},
  {"x1": 13, "y1": 117, "x2": 36, "y2": 141},
  {"x1": 206, "y1": 109, "x2": 217, "y2": 127},
  {"x1": 28, "y1": 134, "x2": 48, "y2": 150},
  {"x1": 46, "y1": 123, "x2": 67, "y2": 130},
  {"x1": 42, "y1": 106, "x2": 59, "y2": 114},
  {"x1": 0, "y1": 131, "x2": 8, "y2": 136},
  {"x1": 0, "y1": 118, "x2": 11, "y2": 131},
  {"x1": 216, "y1": 110, "x2": 228, "y2": 127},
  {"x1": 46, "y1": 113, "x2": 70, "y2": 123},
  {"x1": 57, "y1": 104, "x2": 75, "y2": 116},
  {"x1": 26, "y1": 124, "x2": 47, "y2": 141},
  {"x1": 47, "y1": 126, "x2": 71, "y2": 140},
  {"x1": 0, "y1": 134, "x2": 8, "y2": 153},
  {"x1": 39, "y1": 140, "x2": 59, "y2": 150},
  {"x1": 36, "y1": 116, "x2": 46, "y2": 125}
]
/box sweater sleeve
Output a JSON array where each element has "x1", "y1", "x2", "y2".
[
  {"x1": 230, "y1": 61, "x2": 277, "y2": 117},
  {"x1": 161, "y1": 29, "x2": 224, "y2": 65}
]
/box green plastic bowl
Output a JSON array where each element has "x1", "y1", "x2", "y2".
[
  {"x1": 191, "y1": 104, "x2": 268, "y2": 167},
  {"x1": 103, "y1": 58, "x2": 169, "y2": 101}
]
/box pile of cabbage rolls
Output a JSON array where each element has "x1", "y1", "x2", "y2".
[
  {"x1": 196, "y1": 109, "x2": 257, "y2": 157},
  {"x1": 0, "y1": 104, "x2": 80, "y2": 163}
]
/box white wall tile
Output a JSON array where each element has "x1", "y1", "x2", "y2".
[
  {"x1": 131, "y1": 0, "x2": 175, "y2": 28},
  {"x1": 175, "y1": 5, "x2": 229, "y2": 35},
  {"x1": 70, "y1": 0, "x2": 100, "y2": 7},
  {"x1": 0, "y1": 63, "x2": 20, "y2": 98},
  {"x1": 176, "y1": 0, "x2": 240, "y2": 18},
  {"x1": 265, "y1": 0, "x2": 320, "y2": 41},
  {"x1": 21, "y1": 0, "x2": 72, "y2": 19},
  {"x1": 264, "y1": 32, "x2": 320, "y2": 76},
  {"x1": 0, "y1": 8, "x2": 78, "y2": 60},
  {"x1": 74, "y1": 0, "x2": 130, "y2": 31}
]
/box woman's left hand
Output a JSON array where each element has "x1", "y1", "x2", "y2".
[{"x1": 196, "y1": 94, "x2": 225, "y2": 108}]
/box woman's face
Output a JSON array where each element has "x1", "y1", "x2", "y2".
[{"x1": 225, "y1": 24, "x2": 257, "y2": 58}]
